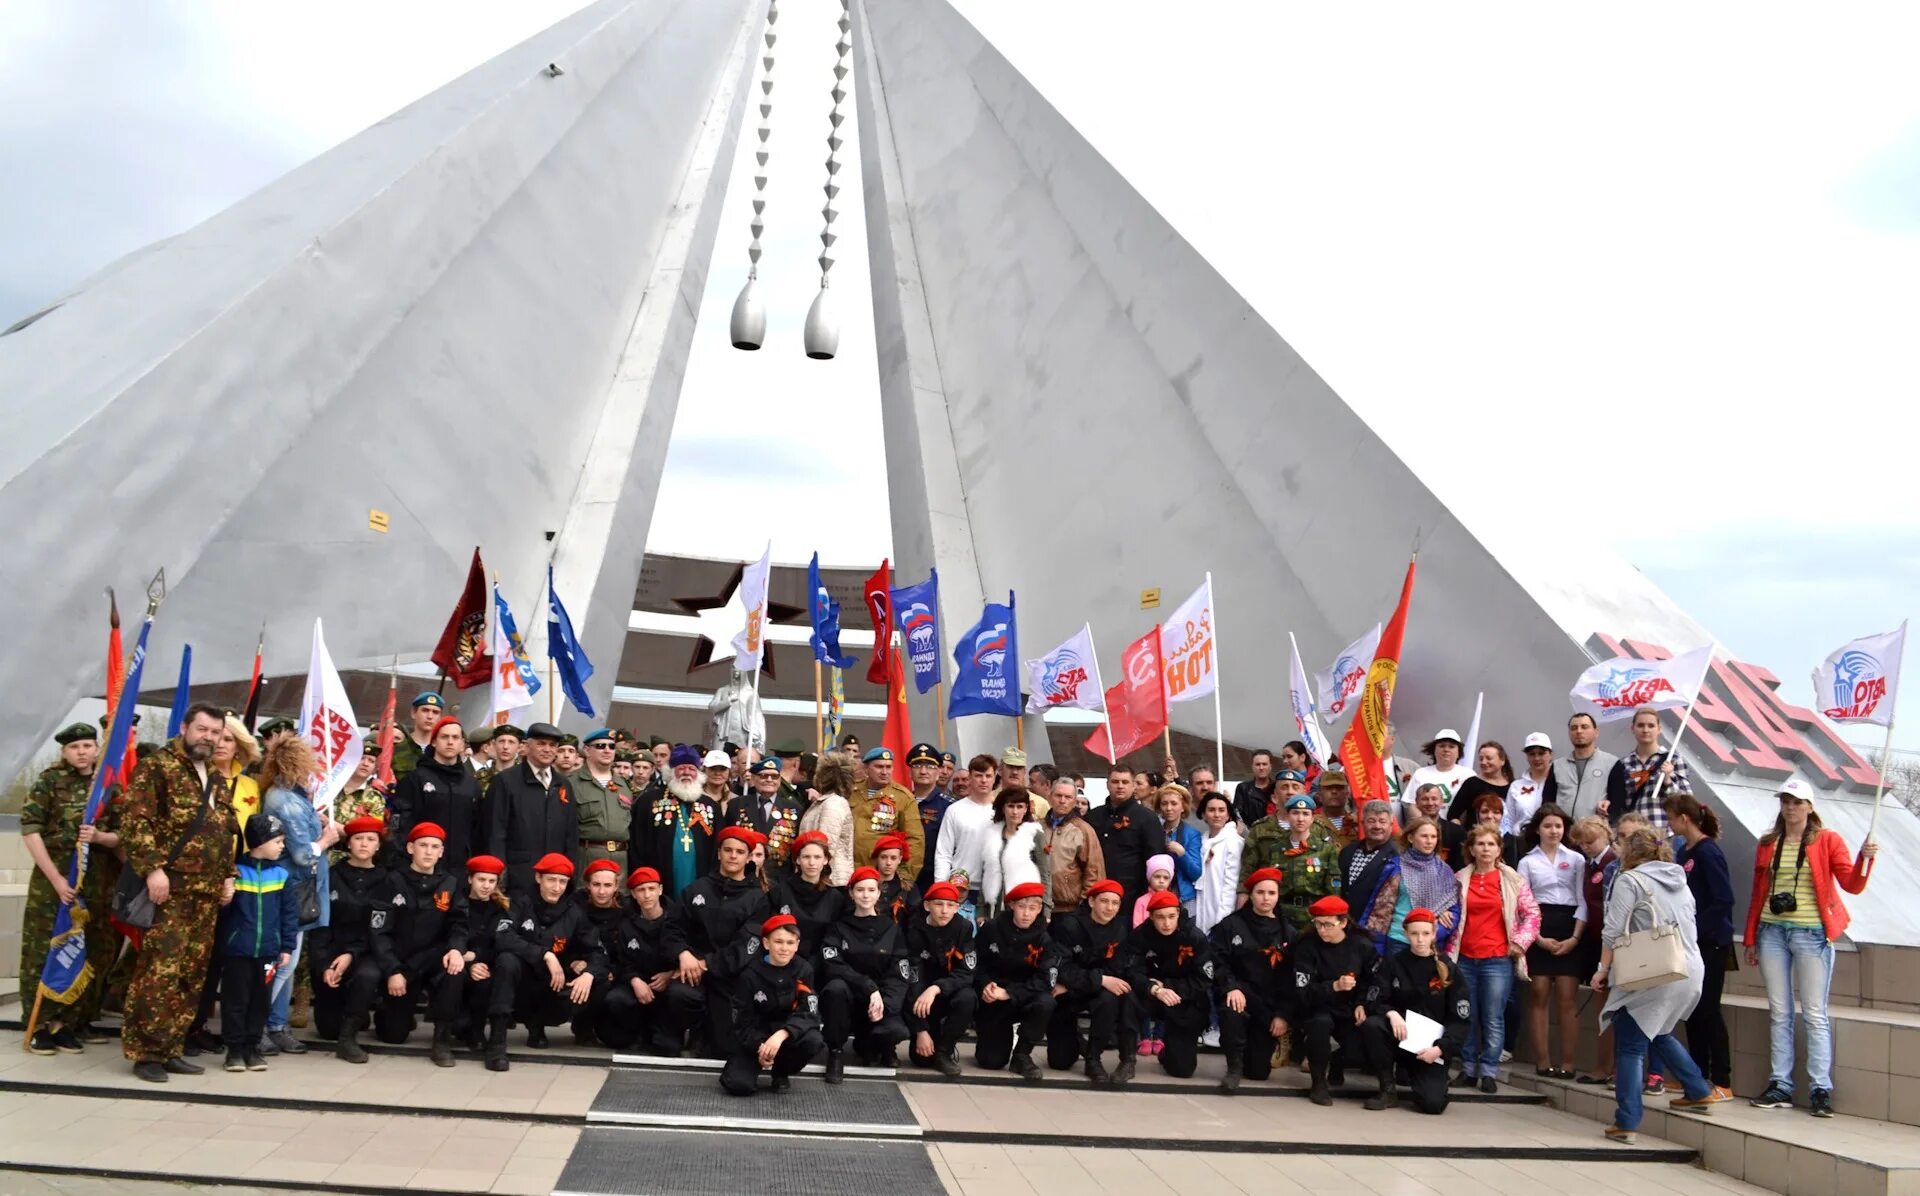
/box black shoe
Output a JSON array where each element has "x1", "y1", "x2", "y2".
[
  {"x1": 1220, "y1": 1059, "x2": 1243, "y2": 1094},
  {"x1": 770, "y1": 1073, "x2": 792, "y2": 1093},
  {"x1": 935, "y1": 1051, "x2": 962, "y2": 1079},
  {"x1": 246, "y1": 1052, "x2": 269, "y2": 1072},
  {"x1": 1085, "y1": 1054, "x2": 1111, "y2": 1085},
  {"x1": 1750, "y1": 1082, "x2": 1794, "y2": 1109},
  {"x1": 336, "y1": 1018, "x2": 369, "y2": 1065},
  {"x1": 1451, "y1": 1070, "x2": 1477, "y2": 1090},
  {"x1": 485, "y1": 1017, "x2": 511, "y2": 1072},
  {"x1": 1366, "y1": 1080, "x2": 1399, "y2": 1111},
  {"x1": 1111, "y1": 1056, "x2": 1136, "y2": 1087},
  {"x1": 525, "y1": 1024, "x2": 549, "y2": 1050},
  {"x1": 572, "y1": 1024, "x2": 600, "y2": 1048},
  {"x1": 27, "y1": 1029, "x2": 58, "y2": 1056},
  {"x1": 51, "y1": 1028, "x2": 85, "y2": 1054},
  {"x1": 1480, "y1": 1076, "x2": 1498, "y2": 1095},
  {"x1": 1810, "y1": 1088, "x2": 1834, "y2": 1118},
  {"x1": 132, "y1": 1061, "x2": 169, "y2": 1083},
  {"x1": 1309, "y1": 1081, "x2": 1333, "y2": 1106},
  {"x1": 185, "y1": 1029, "x2": 221, "y2": 1056},
  {"x1": 224, "y1": 1051, "x2": 247, "y2": 1073},
  {"x1": 1328, "y1": 1067, "x2": 1346, "y2": 1088},
  {"x1": 163, "y1": 1056, "x2": 204, "y2": 1076},
  {"x1": 825, "y1": 1050, "x2": 846, "y2": 1085},
  {"x1": 1012, "y1": 1051, "x2": 1043, "y2": 1084},
  {"x1": 80, "y1": 1024, "x2": 112, "y2": 1044},
  {"x1": 430, "y1": 1025, "x2": 455, "y2": 1068}
]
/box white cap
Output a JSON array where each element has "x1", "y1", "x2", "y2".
[
  {"x1": 1776, "y1": 777, "x2": 1817, "y2": 803},
  {"x1": 1430, "y1": 728, "x2": 1462, "y2": 744},
  {"x1": 702, "y1": 749, "x2": 732, "y2": 769},
  {"x1": 1523, "y1": 732, "x2": 1553, "y2": 752}
]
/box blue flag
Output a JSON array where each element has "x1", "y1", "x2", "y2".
[
  {"x1": 547, "y1": 566, "x2": 596, "y2": 719},
  {"x1": 807, "y1": 552, "x2": 858, "y2": 669},
  {"x1": 494, "y1": 585, "x2": 542, "y2": 698},
  {"x1": 165, "y1": 644, "x2": 192, "y2": 738},
  {"x1": 948, "y1": 591, "x2": 1019, "y2": 718},
  {"x1": 890, "y1": 569, "x2": 941, "y2": 694}
]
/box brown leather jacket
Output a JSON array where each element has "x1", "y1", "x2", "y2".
[{"x1": 1041, "y1": 814, "x2": 1106, "y2": 909}]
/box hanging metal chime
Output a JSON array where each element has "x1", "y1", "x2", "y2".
[
  {"x1": 729, "y1": 1, "x2": 779, "y2": 350},
  {"x1": 803, "y1": 0, "x2": 851, "y2": 360}
]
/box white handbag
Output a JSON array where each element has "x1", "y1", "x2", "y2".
[{"x1": 1609, "y1": 871, "x2": 1690, "y2": 993}]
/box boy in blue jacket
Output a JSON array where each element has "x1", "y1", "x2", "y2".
[{"x1": 218, "y1": 813, "x2": 300, "y2": 1073}]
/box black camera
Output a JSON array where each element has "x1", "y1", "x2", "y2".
[{"x1": 1768, "y1": 892, "x2": 1798, "y2": 916}]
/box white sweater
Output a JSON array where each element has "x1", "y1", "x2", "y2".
[
  {"x1": 934, "y1": 798, "x2": 999, "y2": 889},
  {"x1": 1193, "y1": 825, "x2": 1244, "y2": 933},
  {"x1": 981, "y1": 821, "x2": 1045, "y2": 908}
]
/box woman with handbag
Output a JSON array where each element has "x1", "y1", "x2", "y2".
[
  {"x1": 259, "y1": 735, "x2": 341, "y2": 1056},
  {"x1": 1743, "y1": 777, "x2": 1877, "y2": 1117},
  {"x1": 1592, "y1": 828, "x2": 1715, "y2": 1143},
  {"x1": 1667, "y1": 793, "x2": 1735, "y2": 1103}
]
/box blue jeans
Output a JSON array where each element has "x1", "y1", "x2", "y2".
[
  {"x1": 266, "y1": 930, "x2": 305, "y2": 1033},
  {"x1": 1458, "y1": 955, "x2": 1513, "y2": 1078},
  {"x1": 1613, "y1": 1010, "x2": 1710, "y2": 1130},
  {"x1": 1756, "y1": 922, "x2": 1835, "y2": 1090}
]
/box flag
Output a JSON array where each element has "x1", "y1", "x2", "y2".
[
  {"x1": 1813, "y1": 623, "x2": 1905, "y2": 726},
  {"x1": 299, "y1": 619, "x2": 362, "y2": 809},
  {"x1": 1461, "y1": 692, "x2": 1484, "y2": 767},
  {"x1": 882, "y1": 646, "x2": 913, "y2": 762},
  {"x1": 825, "y1": 665, "x2": 845, "y2": 751},
  {"x1": 241, "y1": 627, "x2": 265, "y2": 732},
  {"x1": 165, "y1": 644, "x2": 192, "y2": 739},
  {"x1": 373, "y1": 674, "x2": 398, "y2": 791},
  {"x1": 1315, "y1": 624, "x2": 1381, "y2": 722},
  {"x1": 863, "y1": 560, "x2": 894, "y2": 685},
  {"x1": 731, "y1": 545, "x2": 773, "y2": 673},
  {"x1": 431, "y1": 548, "x2": 492, "y2": 688},
  {"x1": 1288, "y1": 632, "x2": 1332, "y2": 767},
  {"x1": 105, "y1": 592, "x2": 136, "y2": 783},
  {"x1": 890, "y1": 569, "x2": 942, "y2": 694},
  {"x1": 1570, "y1": 643, "x2": 1714, "y2": 723},
  {"x1": 41, "y1": 596, "x2": 154, "y2": 1004},
  {"x1": 1025, "y1": 624, "x2": 1103, "y2": 714},
  {"x1": 548, "y1": 566, "x2": 597, "y2": 718},
  {"x1": 949, "y1": 593, "x2": 1019, "y2": 718},
  {"x1": 1338, "y1": 558, "x2": 1417, "y2": 804},
  {"x1": 807, "y1": 552, "x2": 858, "y2": 669},
  {"x1": 491, "y1": 585, "x2": 539, "y2": 721},
  {"x1": 1160, "y1": 579, "x2": 1217, "y2": 704},
  {"x1": 1085, "y1": 626, "x2": 1166, "y2": 762}
]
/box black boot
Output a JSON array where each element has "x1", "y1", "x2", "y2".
[
  {"x1": 1365, "y1": 1072, "x2": 1398, "y2": 1111},
  {"x1": 525, "y1": 1023, "x2": 548, "y2": 1049},
  {"x1": 430, "y1": 1024, "x2": 455, "y2": 1068},
  {"x1": 485, "y1": 1017, "x2": 511, "y2": 1072},
  {"x1": 1220, "y1": 1054, "x2": 1243, "y2": 1094},
  {"x1": 1084, "y1": 1052, "x2": 1111, "y2": 1084},
  {"x1": 336, "y1": 1015, "x2": 369, "y2": 1065},
  {"x1": 1308, "y1": 1058, "x2": 1332, "y2": 1106},
  {"x1": 1111, "y1": 1051, "x2": 1137, "y2": 1087},
  {"x1": 825, "y1": 1049, "x2": 846, "y2": 1085},
  {"x1": 1012, "y1": 1046, "x2": 1043, "y2": 1084},
  {"x1": 934, "y1": 1049, "x2": 963, "y2": 1079}
]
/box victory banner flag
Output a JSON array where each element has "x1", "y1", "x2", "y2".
[
  {"x1": 863, "y1": 560, "x2": 894, "y2": 685},
  {"x1": 1814, "y1": 623, "x2": 1905, "y2": 726},
  {"x1": 1288, "y1": 633, "x2": 1332, "y2": 767},
  {"x1": 1315, "y1": 623, "x2": 1381, "y2": 721},
  {"x1": 1338, "y1": 558, "x2": 1417, "y2": 804},
  {"x1": 299, "y1": 619, "x2": 362, "y2": 808},
  {"x1": 950, "y1": 594, "x2": 1019, "y2": 719},
  {"x1": 432, "y1": 548, "x2": 492, "y2": 688},
  {"x1": 1085, "y1": 626, "x2": 1166, "y2": 762},
  {"x1": 1570, "y1": 643, "x2": 1713, "y2": 724},
  {"x1": 1160, "y1": 579, "x2": 1217, "y2": 704},
  {"x1": 882, "y1": 647, "x2": 914, "y2": 763},
  {"x1": 1026, "y1": 623, "x2": 1103, "y2": 714},
  {"x1": 890, "y1": 569, "x2": 942, "y2": 694},
  {"x1": 491, "y1": 585, "x2": 538, "y2": 721},
  {"x1": 807, "y1": 552, "x2": 858, "y2": 669},
  {"x1": 731, "y1": 544, "x2": 772, "y2": 673}
]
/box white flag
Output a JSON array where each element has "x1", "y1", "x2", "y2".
[
  {"x1": 1161, "y1": 579, "x2": 1217, "y2": 704},
  {"x1": 489, "y1": 593, "x2": 535, "y2": 723},
  {"x1": 1813, "y1": 622, "x2": 1905, "y2": 727},
  {"x1": 1570, "y1": 644, "x2": 1713, "y2": 724},
  {"x1": 1461, "y1": 692, "x2": 1484, "y2": 767},
  {"x1": 1315, "y1": 623, "x2": 1381, "y2": 720},
  {"x1": 1288, "y1": 633, "x2": 1331, "y2": 766},
  {"x1": 1025, "y1": 623, "x2": 1105, "y2": 713},
  {"x1": 298, "y1": 618, "x2": 362, "y2": 809},
  {"x1": 730, "y1": 543, "x2": 773, "y2": 671}
]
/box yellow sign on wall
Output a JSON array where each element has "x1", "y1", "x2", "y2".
[
  {"x1": 1140, "y1": 588, "x2": 1161, "y2": 610},
  {"x1": 368, "y1": 509, "x2": 390, "y2": 534}
]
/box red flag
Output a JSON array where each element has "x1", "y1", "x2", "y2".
[
  {"x1": 1338, "y1": 556, "x2": 1417, "y2": 803},
  {"x1": 1084, "y1": 626, "x2": 1168, "y2": 763},
  {"x1": 374, "y1": 673, "x2": 399, "y2": 790},
  {"x1": 882, "y1": 640, "x2": 913, "y2": 763},
  {"x1": 863, "y1": 559, "x2": 893, "y2": 685},
  {"x1": 241, "y1": 626, "x2": 265, "y2": 732},
  {"x1": 105, "y1": 592, "x2": 135, "y2": 783},
  {"x1": 432, "y1": 548, "x2": 493, "y2": 688}
]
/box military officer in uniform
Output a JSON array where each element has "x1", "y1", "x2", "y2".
[
  {"x1": 908, "y1": 743, "x2": 953, "y2": 896},
  {"x1": 729, "y1": 757, "x2": 803, "y2": 877},
  {"x1": 570, "y1": 727, "x2": 634, "y2": 882},
  {"x1": 22, "y1": 722, "x2": 118, "y2": 1055},
  {"x1": 849, "y1": 747, "x2": 925, "y2": 884},
  {"x1": 389, "y1": 692, "x2": 446, "y2": 781},
  {"x1": 1240, "y1": 793, "x2": 1340, "y2": 934}
]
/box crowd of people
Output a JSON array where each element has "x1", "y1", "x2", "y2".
[{"x1": 17, "y1": 701, "x2": 1879, "y2": 1138}]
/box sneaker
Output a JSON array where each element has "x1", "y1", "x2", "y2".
[
  {"x1": 224, "y1": 1051, "x2": 247, "y2": 1073},
  {"x1": 1604, "y1": 1125, "x2": 1638, "y2": 1145},
  {"x1": 1750, "y1": 1082, "x2": 1794, "y2": 1109},
  {"x1": 245, "y1": 1052, "x2": 269, "y2": 1072},
  {"x1": 266, "y1": 1029, "x2": 307, "y2": 1055},
  {"x1": 27, "y1": 1029, "x2": 58, "y2": 1056},
  {"x1": 1200, "y1": 1027, "x2": 1221, "y2": 1049},
  {"x1": 51, "y1": 1028, "x2": 85, "y2": 1054},
  {"x1": 79, "y1": 1024, "x2": 112, "y2": 1044},
  {"x1": 1810, "y1": 1088, "x2": 1834, "y2": 1118},
  {"x1": 1707, "y1": 1086, "x2": 1735, "y2": 1103},
  {"x1": 1643, "y1": 1073, "x2": 1665, "y2": 1096},
  {"x1": 1499, "y1": 1049, "x2": 1513, "y2": 1063}
]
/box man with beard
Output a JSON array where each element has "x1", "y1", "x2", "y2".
[
  {"x1": 486, "y1": 723, "x2": 578, "y2": 898},
  {"x1": 387, "y1": 717, "x2": 483, "y2": 871},
  {"x1": 634, "y1": 745, "x2": 721, "y2": 897},
  {"x1": 389, "y1": 692, "x2": 446, "y2": 781},
  {"x1": 677, "y1": 827, "x2": 772, "y2": 1057}
]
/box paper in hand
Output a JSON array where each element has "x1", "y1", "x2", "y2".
[{"x1": 1398, "y1": 1010, "x2": 1443, "y2": 1054}]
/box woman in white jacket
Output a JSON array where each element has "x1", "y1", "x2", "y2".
[
  {"x1": 798, "y1": 752, "x2": 857, "y2": 886},
  {"x1": 980, "y1": 788, "x2": 1048, "y2": 919},
  {"x1": 1192, "y1": 793, "x2": 1243, "y2": 934}
]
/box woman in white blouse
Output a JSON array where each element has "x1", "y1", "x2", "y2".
[
  {"x1": 1191, "y1": 793, "x2": 1242, "y2": 934},
  {"x1": 980, "y1": 788, "x2": 1047, "y2": 919},
  {"x1": 1517, "y1": 803, "x2": 1588, "y2": 1078}
]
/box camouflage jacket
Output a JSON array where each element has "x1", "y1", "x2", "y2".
[
  {"x1": 1237, "y1": 816, "x2": 1339, "y2": 896},
  {"x1": 123, "y1": 743, "x2": 240, "y2": 888},
  {"x1": 21, "y1": 762, "x2": 99, "y2": 860}
]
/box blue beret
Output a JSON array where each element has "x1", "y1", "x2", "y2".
[
  {"x1": 411, "y1": 692, "x2": 444, "y2": 709},
  {"x1": 1284, "y1": 794, "x2": 1318, "y2": 812},
  {"x1": 863, "y1": 747, "x2": 893, "y2": 763},
  {"x1": 668, "y1": 743, "x2": 702, "y2": 770},
  {"x1": 749, "y1": 757, "x2": 782, "y2": 775},
  {"x1": 583, "y1": 727, "x2": 615, "y2": 745},
  {"x1": 1276, "y1": 769, "x2": 1305, "y2": 784}
]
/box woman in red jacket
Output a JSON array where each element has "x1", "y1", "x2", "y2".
[{"x1": 1743, "y1": 778, "x2": 1877, "y2": 1118}]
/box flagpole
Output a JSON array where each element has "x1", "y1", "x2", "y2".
[
  {"x1": 1867, "y1": 711, "x2": 1896, "y2": 849},
  {"x1": 1206, "y1": 571, "x2": 1224, "y2": 782},
  {"x1": 1646, "y1": 643, "x2": 1716, "y2": 810},
  {"x1": 935, "y1": 682, "x2": 946, "y2": 752},
  {"x1": 1087, "y1": 623, "x2": 1118, "y2": 765},
  {"x1": 547, "y1": 660, "x2": 556, "y2": 721},
  {"x1": 814, "y1": 660, "x2": 823, "y2": 755}
]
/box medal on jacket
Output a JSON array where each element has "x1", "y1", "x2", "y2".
[{"x1": 872, "y1": 798, "x2": 894, "y2": 832}]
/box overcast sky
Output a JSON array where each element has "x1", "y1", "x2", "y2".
[{"x1": 3, "y1": 1, "x2": 1915, "y2": 752}]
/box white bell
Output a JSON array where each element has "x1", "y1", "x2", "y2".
[
  {"x1": 729, "y1": 277, "x2": 766, "y2": 350},
  {"x1": 803, "y1": 285, "x2": 838, "y2": 360}
]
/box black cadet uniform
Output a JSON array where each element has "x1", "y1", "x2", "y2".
[
  {"x1": 679, "y1": 871, "x2": 772, "y2": 1057},
  {"x1": 571, "y1": 898, "x2": 629, "y2": 1045},
  {"x1": 768, "y1": 879, "x2": 847, "y2": 971},
  {"x1": 1376, "y1": 947, "x2": 1471, "y2": 1114},
  {"x1": 600, "y1": 899, "x2": 705, "y2": 1054},
  {"x1": 498, "y1": 890, "x2": 609, "y2": 1044},
  {"x1": 387, "y1": 759, "x2": 483, "y2": 872},
  {"x1": 819, "y1": 910, "x2": 912, "y2": 1068},
  {"x1": 486, "y1": 761, "x2": 578, "y2": 898},
  {"x1": 903, "y1": 910, "x2": 977, "y2": 1073},
  {"x1": 1291, "y1": 927, "x2": 1392, "y2": 1103},
  {"x1": 972, "y1": 911, "x2": 1057, "y2": 1077},
  {"x1": 719, "y1": 948, "x2": 825, "y2": 1096},
  {"x1": 1208, "y1": 905, "x2": 1294, "y2": 1086},
  {"x1": 458, "y1": 895, "x2": 526, "y2": 1066},
  {"x1": 1046, "y1": 905, "x2": 1136, "y2": 1078},
  {"x1": 369, "y1": 865, "x2": 470, "y2": 1062},
  {"x1": 880, "y1": 874, "x2": 922, "y2": 927},
  {"x1": 312, "y1": 861, "x2": 398, "y2": 1056},
  {"x1": 1125, "y1": 914, "x2": 1214, "y2": 1079},
  {"x1": 1084, "y1": 795, "x2": 1166, "y2": 913}
]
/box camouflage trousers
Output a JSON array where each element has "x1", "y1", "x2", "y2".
[
  {"x1": 121, "y1": 887, "x2": 220, "y2": 1062},
  {"x1": 19, "y1": 861, "x2": 120, "y2": 1030}
]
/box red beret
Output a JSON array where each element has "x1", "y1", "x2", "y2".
[
  {"x1": 873, "y1": 833, "x2": 910, "y2": 861},
  {"x1": 407, "y1": 821, "x2": 447, "y2": 844},
  {"x1": 1403, "y1": 907, "x2": 1437, "y2": 927},
  {"x1": 1246, "y1": 867, "x2": 1285, "y2": 890},
  {"x1": 1308, "y1": 895, "x2": 1349, "y2": 918},
  {"x1": 761, "y1": 913, "x2": 798, "y2": 936},
  {"x1": 342, "y1": 816, "x2": 385, "y2": 839},
  {"x1": 583, "y1": 859, "x2": 621, "y2": 879},
  {"x1": 1005, "y1": 881, "x2": 1046, "y2": 902},
  {"x1": 1086, "y1": 879, "x2": 1125, "y2": 899},
  {"x1": 465, "y1": 854, "x2": 505, "y2": 876},
  {"x1": 627, "y1": 866, "x2": 662, "y2": 888},
  {"x1": 533, "y1": 852, "x2": 575, "y2": 878},
  {"x1": 429, "y1": 716, "x2": 464, "y2": 740},
  {"x1": 791, "y1": 830, "x2": 830, "y2": 854},
  {"x1": 924, "y1": 881, "x2": 962, "y2": 902},
  {"x1": 848, "y1": 866, "x2": 882, "y2": 887},
  {"x1": 1146, "y1": 890, "x2": 1182, "y2": 912},
  {"x1": 717, "y1": 826, "x2": 756, "y2": 850}
]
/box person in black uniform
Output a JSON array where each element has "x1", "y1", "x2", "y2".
[
  {"x1": 819, "y1": 867, "x2": 912, "y2": 1081},
  {"x1": 498, "y1": 853, "x2": 608, "y2": 1048},
  {"x1": 599, "y1": 867, "x2": 704, "y2": 1054},
  {"x1": 368, "y1": 822, "x2": 469, "y2": 1066},
  {"x1": 313, "y1": 816, "x2": 397, "y2": 1064},
  {"x1": 486, "y1": 723, "x2": 578, "y2": 898},
  {"x1": 677, "y1": 826, "x2": 772, "y2": 1057},
  {"x1": 719, "y1": 914, "x2": 826, "y2": 1096},
  {"x1": 454, "y1": 854, "x2": 522, "y2": 1071},
  {"x1": 1374, "y1": 906, "x2": 1470, "y2": 1113},
  {"x1": 1209, "y1": 865, "x2": 1294, "y2": 1093},
  {"x1": 872, "y1": 833, "x2": 920, "y2": 925},
  {"x1": 768, "y1": 831, "x2": 847, "y2": 970},
  {"x1": 905, "y1": 881, "x2": 976, "y2": 1078},
  {"x1": 571, "y1": 859, "x2": 629, "y2": 1046},
  {"x1": 1126, "y1": 890, "x2": 1214, "y2": 1080},
  {"x1": 1084, "y1": 766, "x2": 1166, "y2": 914},
  {"x1": 386, "y1": 718, "x2": 483, "y2": 871},
  {"x1": 972, "y1": 880, "x2": 1056, "y2": 1083},
  {"x1": 1046, "y1": 877, "x2": 1135, "y2": 1084},
  {"x1": 1292, "y1": 894, "x2": 1393, "y2": 1106}
]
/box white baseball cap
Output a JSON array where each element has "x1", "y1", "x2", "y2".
[
  {"x1": 1523, "y1": 732, "x2": 1553, "y2": 752},
  {"x1": 1776, "y1": 777, "x2": 1817, "y2": 803},
  {"x1": 702, "y1": 749, "x2": 732, "y2": 769},
  {"x1": 1430, "y1": 728, "x2": 1462, "y2": 744}
]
